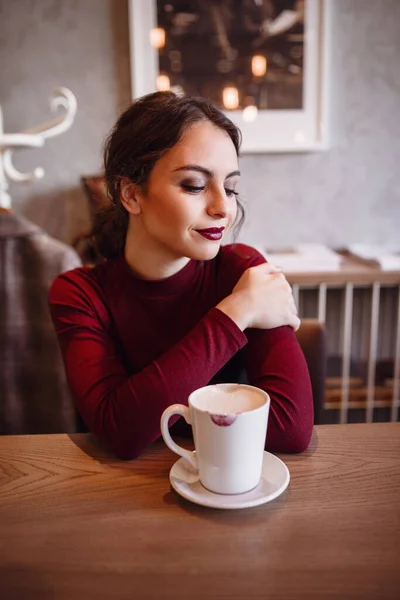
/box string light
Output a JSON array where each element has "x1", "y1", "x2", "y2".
[
  {"x1": 251, "y1": 55, "x2": 267, "y2": 77},
  {"x1": 156, "y1": 74, "x2": 170, "y2": 91},
  {"x1": 150, "y1": 28, "x2": 166, "y2": 49},
  {"x1": 222, "y1": 87, "x2": 239, "y2": 110},
  {"x1": 242, "y1": 105, "x2": 258, "y2": 123}
]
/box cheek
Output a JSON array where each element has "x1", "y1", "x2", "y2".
[
  {"x1": 229, "y1": 200, "x2": 239, "y2": 223},
  {"x1": 147, "y1": 192, "x2": 193, "y2": 230}
]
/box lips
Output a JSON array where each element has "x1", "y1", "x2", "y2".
[{"x1": 195, "y1": 227, "x2": 225, "y2": 241}]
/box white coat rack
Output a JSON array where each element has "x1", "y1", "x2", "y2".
[{"x1": 0, "y1": 87, "x2": 77, "y2": 209}]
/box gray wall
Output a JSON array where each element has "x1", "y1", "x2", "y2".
[
  {"x1": 0, "y1": 0, "x2": 399, "y2": 247},
  {"x1": 0, "y1": 0, "x2": 131, "y2": 243}
]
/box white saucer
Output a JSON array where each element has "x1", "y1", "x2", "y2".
[{"x1": 169, "y1": 451, "x2": 290, "y2": 510}]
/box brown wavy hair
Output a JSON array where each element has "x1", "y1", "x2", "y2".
[{"x1": 93, "y1": 91, "x2": 245, "y2": 260}]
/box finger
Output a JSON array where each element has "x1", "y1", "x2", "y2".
[{"x1": 287, "y1": 313, "x2": 301, "y2": 331}]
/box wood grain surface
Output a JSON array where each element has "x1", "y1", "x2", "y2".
[{"x1": 0, "y1": 423, "x2": 399, "y2": 600}]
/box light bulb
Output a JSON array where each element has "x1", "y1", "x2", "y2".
[
  {"x1": 150, "y1": 28, "x2": 166, "y2": 49},
  {"x1": 243, "y1": 105, "x2": 258, "y2": 123},
  {"x1": 251, "y1": 55, "x2": 267, "y2": 77},
  {"x1": 222, "y1": 87, "x2": 239, "y2": 110},
  {"x1": 156, "y1": 74, "x2": 170, "y2": 91}
]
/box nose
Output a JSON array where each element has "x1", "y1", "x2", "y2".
[{"x1": 206, "y1": 188, "x2": 228, "y2": 219}]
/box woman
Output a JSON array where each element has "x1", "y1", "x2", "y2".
[{"x1": 49, "y1": 91, "x2": 313, "y2": 460}]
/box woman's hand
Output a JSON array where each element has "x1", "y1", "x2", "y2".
[{"x1": 216, "y1": 263, "x2": 300, "y2": 332}]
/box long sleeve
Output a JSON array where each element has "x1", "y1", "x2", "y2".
[
  {"x1": 243, "y1": 326, "x2": 314, "y2": 453},
  {"x1": 49, "y1": 275, "x2": 247, "y2": 459},
  {"x1": 217, "y1": 244, "x2": 314, "y2": 453}
]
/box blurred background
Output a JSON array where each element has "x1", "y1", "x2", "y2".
[
  {"x1": 156, "y1": 0, "x2": 305, "y2": 111},
  {"x1": 1, "y1": 0, "x2": 399, "y2": 248},
  {"x1": 1, "y1": 0, "x2": 399, "y2": 431}
]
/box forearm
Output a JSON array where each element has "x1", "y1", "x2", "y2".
[
  {"x1": 60, "y1": 308, "x2": 247, "y2": 459},
  {"x1": 244, "y1": 327, "x2": 314, "y2": 453}
]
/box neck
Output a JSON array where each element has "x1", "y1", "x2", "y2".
[{"x1": 124, "y1": 221, "x2": 190, "y2": 281}]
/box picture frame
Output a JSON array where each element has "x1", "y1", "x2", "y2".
[{"x1": 128, "y1": 0, "x2": 330, "y2": 153}]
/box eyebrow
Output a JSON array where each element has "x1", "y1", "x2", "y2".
[{"x1": 172, "y1": 164, "x2": 241, "y2": 179}]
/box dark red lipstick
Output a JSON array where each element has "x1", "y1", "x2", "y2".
[{"x1": 196, "y1": 227, "x2": 225, "y2": 241}]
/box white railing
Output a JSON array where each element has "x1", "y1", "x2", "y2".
[{"x1": 288, "y1": 257, "x2": 400, "y2": 424}]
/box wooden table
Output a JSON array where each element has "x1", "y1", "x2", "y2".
[{"x1": 0, "y1": 424, "x2": 399, "y2": 600}]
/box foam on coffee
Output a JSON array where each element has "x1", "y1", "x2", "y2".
[{"x1": 191, "y1": 385, "x2": 266, "y2": 414}]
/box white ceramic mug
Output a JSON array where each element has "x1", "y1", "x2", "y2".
[{"x1": 160, "y1": 383, "x2": 270, "y2": 495}]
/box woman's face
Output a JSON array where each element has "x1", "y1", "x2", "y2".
[{"x1": 131, "y1": 120, "x2": 240, "y2": 262}]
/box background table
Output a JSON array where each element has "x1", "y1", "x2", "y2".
[{"x1": 0, "y1": 423, "x2": 399, "y2": 599}]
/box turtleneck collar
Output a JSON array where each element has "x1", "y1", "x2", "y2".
[{"x1": 113, "y1": 254, "x2": 201, "y2": 297}]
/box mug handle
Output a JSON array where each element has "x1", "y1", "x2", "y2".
[{"x1": 160, "y1": 404, "x2": 198, "y2": 471}]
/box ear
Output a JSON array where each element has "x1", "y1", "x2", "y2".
[{"x1": 120, "y1": 178, "x2": 143, "y2": 215}]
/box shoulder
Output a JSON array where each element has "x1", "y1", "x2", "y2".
[
  {"x1": 48, "y1": 263, "x2": 111, "y2": 325},
  {"x1": 219, "y1": 243, "x2": 266, "y2": 271},
  {"x1": 214, "y1": 244, "x2": 267, "y2": 294},
  {"x1": 49, "y1": 266, "x2": 97, "y2": 308}
]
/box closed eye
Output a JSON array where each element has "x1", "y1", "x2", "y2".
[
  {"x1": 225, "y1": 189, "x2": 239, "y2": 197},
  {"x1": 182, "y1": 184, "x2": 238, "y2": 197},
  {"x1": 181, "y1": 184, "x2": 204, "y2": 193}
]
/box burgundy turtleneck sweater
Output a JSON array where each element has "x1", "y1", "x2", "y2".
[{"x1": 49, "y1": 243, "x2": 313, "y2": 459}]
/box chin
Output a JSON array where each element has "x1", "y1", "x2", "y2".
[{"x1": 185, "y1": 241, "x2": 222, "y2": 261}]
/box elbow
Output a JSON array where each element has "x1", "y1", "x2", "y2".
[
  {"x1": 103, "y1": 433, "x2": 149, "y2": 461},
  {"x1": 85, "y1": 418, "x2": 149, "y2": 460},
  {"x1": 265, "y1": 433, "x2": 311, "y2": 454},
  {"x1": 266, "y1": 406, "x2": 313, "y2": 454},
  {"x1": 280, "y1": 411, "x2": 313, "y2": 453},
  {"x1": 112, "y1": 447, "x2": 142, "y2": 461},
  {"x1": 267, "y1": 427, "x2": 312, "y2": 454},
  {"x1": 283, "y1": 429, "x2": 312, "y2": 454},
  {"x1": 84, "y1": 396, "x2": 152, "y2": 461}
]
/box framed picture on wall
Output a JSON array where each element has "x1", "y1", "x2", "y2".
[{"x1": 128, "y1": 0, "x2": 330, "y2": 153}]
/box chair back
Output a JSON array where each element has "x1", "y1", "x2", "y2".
[{"x1": 295, "y1": 319, "x2": 327, "y2": 424}]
